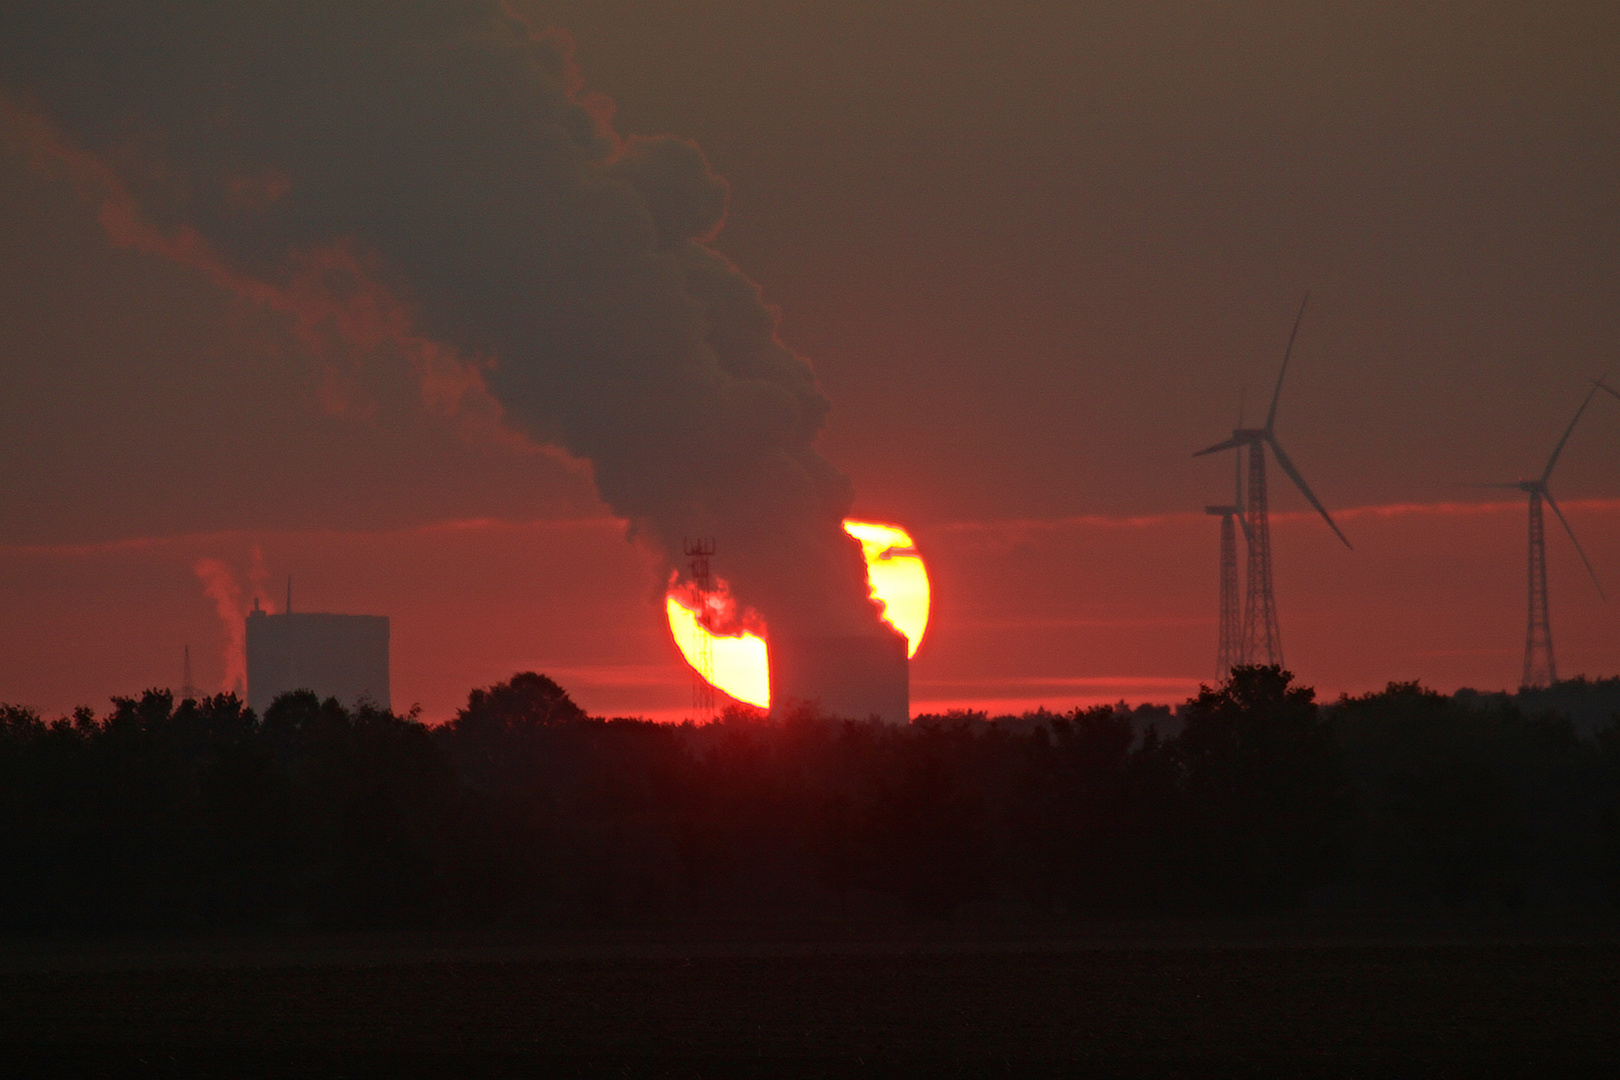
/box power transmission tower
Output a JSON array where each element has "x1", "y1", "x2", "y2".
[
  {"x1": 1523, "y1": 491, "x2": 1556, "y2": 687},
  {"x1": 683, "y1": 539, "x2": 717, "y2": 719}
]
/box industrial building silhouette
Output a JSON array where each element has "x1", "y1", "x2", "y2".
[
  {"x1": 768, "y1": 626, "x2": 909, "y2": 725},
  {"x1": 245, "y1": 596, "x2": 389, "y2": 715}
]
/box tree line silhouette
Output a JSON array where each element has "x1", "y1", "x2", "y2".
[{"x1": 1, "y1": 667, "x2": 1617, "y2": 933}]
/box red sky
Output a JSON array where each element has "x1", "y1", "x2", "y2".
[{"x1": 3, "y1": 2, "x2": 1619, "y2": 720}]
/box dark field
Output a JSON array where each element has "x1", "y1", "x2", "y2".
[{"x1": 2, "y1": 936, "x2": 1617, "y2": 1077}]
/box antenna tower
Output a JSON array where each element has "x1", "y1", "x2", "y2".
[
  {"x1": 683, "y1": 539, "x2": 717, "y2": 719},
  {"x1": 1523, "y1": 492, "x2": 1555, "y2": 687},
  {"x1": 180, "y1": 644, "x2": 201, "y2": 702}
]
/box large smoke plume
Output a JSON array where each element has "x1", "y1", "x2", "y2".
[{"x1": 1, "y1": 3, "x2": 885, "y2": 640}]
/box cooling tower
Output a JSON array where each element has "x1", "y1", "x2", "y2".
[
  {"x1": 768, "y1": 624, "x2": 909, "y2": 724},
  {"x1": 245, "y1": 603, "x2": 390, "y2": 715}
]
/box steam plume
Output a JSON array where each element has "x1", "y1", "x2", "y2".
[
  {"x1": 1, "y1": 3, "x2": 884, "y2": 638},
  {"x1": 191, "y1": 546, "x2": 273, "y2": 696},
  {"x1": 193, "y1": 557, "x2": 247, "y2": 696}
]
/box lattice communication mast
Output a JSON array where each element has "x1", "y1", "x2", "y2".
[
  {"x1": 180, "y1": 644, "x2": 201, "y2": 703},
  {"x1": 684, "y1": 538, "x2": 717, "y2": 718}
]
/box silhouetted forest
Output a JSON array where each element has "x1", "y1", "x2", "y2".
[{"x1": 2, "y1": 667, "x2": 1617, "y2": 933}]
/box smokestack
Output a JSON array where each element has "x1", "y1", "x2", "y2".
[{"x1": 0, "y1": 4, "x2": 887, "y2": 642}]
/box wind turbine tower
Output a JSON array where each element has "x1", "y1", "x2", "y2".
[
  {"x1": 1471, "y1": 385, "x2": 1603, "y2": 688},
  {"x1": 1195, "y1": 296, "x2": 1351, "y2": 668},
  {"x1": 1205, "y1": 441, "x2": 1249, "y2": 678}
]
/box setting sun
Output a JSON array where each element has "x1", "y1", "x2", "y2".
[
  {"x1": 842, "y1": 521, "x2": 930, "y2": 659},
  {"x1": 667, "y1": 519, "x2": 930, "y2": 707},
  {"x1": 664, "y1": 594, "x2": 770, "y2": 708}
]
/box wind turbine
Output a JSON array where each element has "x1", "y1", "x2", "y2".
[
  {"x1": 1469, "y1": 385, "x2": 1604, "y2": 688},
  {"x1": 1205, "y1": 410, "x2": 1251, "y2": 678},
  {"x1": 1194, "y1": 295, "x2": 1351, "y2": 668}
]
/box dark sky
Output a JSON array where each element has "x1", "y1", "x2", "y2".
[{"x1": 3, "y1": 2, "x2": 1618, "y2": 718}]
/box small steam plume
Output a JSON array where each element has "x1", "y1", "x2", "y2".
[
  {"x1": 1, "y1": 3, "x2": 886, "y2": 640},
  {"x1": 192, "y1": 547, "x2": 273, "y2": 696},
  {"x1": 192, "y1": 557, "x2": 247, "y2": 696}
]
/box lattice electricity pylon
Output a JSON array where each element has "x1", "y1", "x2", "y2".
[{"x1": 683, "y1": 538, "x2": 717, "y2": 718}]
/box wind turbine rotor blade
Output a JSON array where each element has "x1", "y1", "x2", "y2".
[
  {"x1": 1194, "y1": 436, "x2": 1247, "y2": 458},
  {"x1": 1595, "y1": 376, "x2": 1620, "y2": 402},
  {"x1": 1265, "y1": 293, "x2": 1310, "y2": 432},
  {"x1": 1542, "y1": 384, "x2": 1599, "y2": 483},
  {"x1": 1266, "y1": 434, "x2": 1352, "y2": 548},
  {"x1": 1544, "y1": 489, "x2": 1605, "y2": 600}
]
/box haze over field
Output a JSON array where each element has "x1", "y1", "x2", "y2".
[{"x1": 3, "y1": 2, "x2": 1619, "y2": 719}]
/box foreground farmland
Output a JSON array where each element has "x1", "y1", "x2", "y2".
[{"x1": 1, "y1": 939, "x2": 1615, "y2": 1076}]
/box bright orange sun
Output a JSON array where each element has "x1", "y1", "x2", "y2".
[{"x1": 666, "y1": 520, "x2": 930, "y2": 709}]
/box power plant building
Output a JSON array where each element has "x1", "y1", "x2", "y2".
[
  {"x1": 245, "y1": 600, "x2": 390, "y2": 715},
  {"x1": 768, "y1": 625, "x2": 909, "y2": 724}
]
